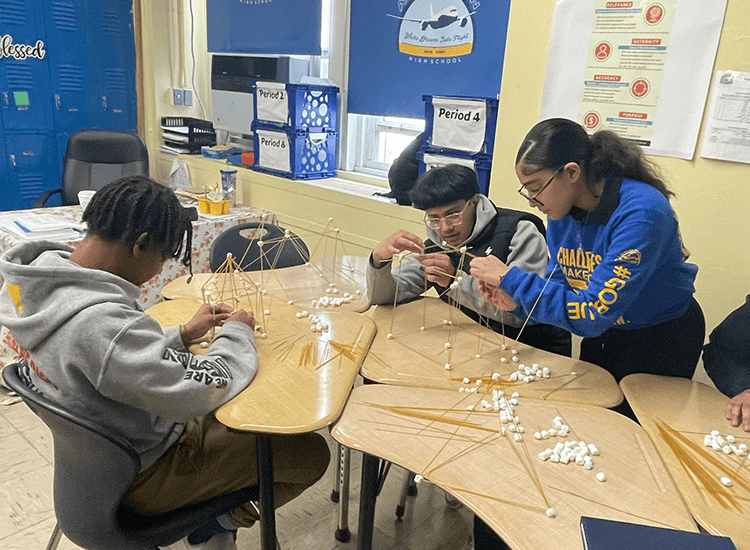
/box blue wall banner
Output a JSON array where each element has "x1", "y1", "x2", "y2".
[
  {"x1": 348, "y1": 0, "x2": 510, "y2": 118},
  {"x1": 207, "y1": 0, "x2": 322, "y2": 55}
]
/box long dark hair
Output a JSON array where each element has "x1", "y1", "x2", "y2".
[
  {"x1": 515, "y1": 118, "x2": 673, "y2": 199},
  {"x1": 82, "y1": 176, "x2": 193, "y2": 269}
]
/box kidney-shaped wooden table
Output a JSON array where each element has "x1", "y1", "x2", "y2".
[
  {"x1": 362, "y1": 297, "x2": 622, "y2": 408},
  {"x1": 620, "y1": 374, "x2": 748, "y2": 550},
  {"x1": 148, "y1": 297, "x2": 376, "y2": 550},
  {"x1": 332, "y1": 384, "x2": 697, "y2": 550}
]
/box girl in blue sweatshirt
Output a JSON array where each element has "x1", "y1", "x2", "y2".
[{"x1": 471, "y1": 118, "x2": 704, "y2": 384}]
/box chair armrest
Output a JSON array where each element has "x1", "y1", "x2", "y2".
[{"x1": 33, "y1": 188, "x2": 63, "y2": 209}]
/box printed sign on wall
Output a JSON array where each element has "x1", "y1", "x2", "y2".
[{"x1": 348, "y1": 0, "x2": 510, "y2": 118}]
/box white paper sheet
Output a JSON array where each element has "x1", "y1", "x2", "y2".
[
  {"x1": 700, "y1": 70, "x2": 750, "y2": 165},
  {"x1": 540, "y1": 0, "x2": 728, "y2": 160}
]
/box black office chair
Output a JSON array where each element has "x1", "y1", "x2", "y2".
[
  {"x1": 209, "y1": 222, "x2": 310, "y2": 272},
  {"x1": 2, "y1": 363, "x2": 258, "y2": 550},
  {"x1": 34, "y1": 129, "x2": 149, "y2": 208}
]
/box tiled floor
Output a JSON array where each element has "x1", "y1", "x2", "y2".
[{"x1": 0, "y1": 382, "x2": 473, "y2": 550}]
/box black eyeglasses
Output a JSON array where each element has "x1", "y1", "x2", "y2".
[
  {"x1": 423, "y1": 199, "x2": 472, "y2": 230},
  {"x1": 517, "y1": 166, "x2": 564, "y2": 207}
]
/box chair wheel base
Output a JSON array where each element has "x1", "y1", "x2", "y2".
[
  {"x1": 335, "y1": 528, "x2": 351, "y2": 542},
  {"x1": 395, "y1": 505, "x2": 405, "y2": 518},
  {"x1": 330, "y1": 490, "x2": 340, "y2": 503}
]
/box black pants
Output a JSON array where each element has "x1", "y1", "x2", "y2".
[
  {"x1": 473, "y1": 299, "x2": 705, "y2": 549},
  {"x1": 579, "y1": 297, "x2": 705, "y2": 383}
]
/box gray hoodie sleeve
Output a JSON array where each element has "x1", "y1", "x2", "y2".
[
  {"x1": 72, "y1": 306, "x2": 258, "y2": 423},
  {"x1": 366, "y1": 253, "x2": 428, "y2": 304}
]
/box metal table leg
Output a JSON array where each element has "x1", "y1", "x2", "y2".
[
  {"x1": 335, "y1": 445, "x2": 351, "y2": 542},
  {"x1": 257, "y1": 433, "x2": 277, "y2": 550}
]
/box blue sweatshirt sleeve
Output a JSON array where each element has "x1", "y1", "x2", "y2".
[{"x1": 501, "y1": 203, "x2": 677, "y2": 337}]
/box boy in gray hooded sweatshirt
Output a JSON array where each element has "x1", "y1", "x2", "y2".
[{"x1": 0, "y1": 176, "x2": 329, "y2": 550}]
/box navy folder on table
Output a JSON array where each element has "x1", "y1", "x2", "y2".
[{"x1": 580, "y1": 516, "x2": 737, "y2": 549}]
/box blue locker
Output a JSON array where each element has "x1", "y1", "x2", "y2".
[
  {"x1": 3, "y1": 133, "x2": 62, "y2": 210},
  {"x1": 90, "y1": 0, "x2": 137, "y2": 131},
  {"x1": 44, "y1": 0, "x2": 98, "y2": 132},
  {"x1": 0, "y1": 0, "x2": 55, "y2": 130},
  {"x1": 0, "y1": 0, "x2": 137, "y2": 211},
  {"x1": 0, "y1": 133, "x2": 9, "y2": 210}
]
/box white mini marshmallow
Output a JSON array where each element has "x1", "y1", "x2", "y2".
[
  {"x1": 596, "y1": 472, "x2": 606, "y2": 482},
  {"x1": 721, "y1": 476, "x2": 733, "y2": 487},
  {"x1": 546, "y1": 507, "x2": 556, "y2": 518}
]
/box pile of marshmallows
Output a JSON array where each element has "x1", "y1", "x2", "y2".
[
  {"x1": 704, "y1": 430, "x2": 746, "y2": 488},
  {"x1": 458, "y1": 382, "x2": 607, "y2": 519}
]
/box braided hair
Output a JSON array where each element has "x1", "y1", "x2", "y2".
[
  {"x1": 516, "y1": 118, "x2": 673, "y2": 199},
  {"x1": 82, "y1": 176, "x2": 193, "y2": 271}
]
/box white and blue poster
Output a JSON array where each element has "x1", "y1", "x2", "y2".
[
  {"x1": 207, "y1": 0, "x2": 322, "y2": 55},
  {"x1": 348, "y1": 0, "x2": 510, "y2": 118}
]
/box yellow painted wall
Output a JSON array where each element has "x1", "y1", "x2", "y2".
[{"x1": 140, "y1": 1, "x2": 750, "y2": 379}]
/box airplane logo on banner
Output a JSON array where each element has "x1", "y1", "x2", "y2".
[{"x1": 388, "y1": 0, "x2": 477, "y2": 57}]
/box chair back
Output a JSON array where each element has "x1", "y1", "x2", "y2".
[
  {"x1": 209, "y1": 222, "x2": 310, "y2": 272},
  {"x1": 1, "y1": 363, "x2": 259, "y2": 550},
  {"x1": 2, "y1": 363, "x2": 144, "y2": 549},
  {"x1": 61, "y1": 130, "x2": 149, "y2": 205}
]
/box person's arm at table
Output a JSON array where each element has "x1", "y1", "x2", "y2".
[
  {"x1": 727, "y1": 390, "x2": 750, "y2": 432},
  {"x1": 367, "y1": 230, "x2": 427, "y2": 304},
  {"x1": 703, "y1": 295, "x2": 750, "y2": 431}
]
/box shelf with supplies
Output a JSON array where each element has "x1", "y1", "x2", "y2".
[{"x1": 161, "y1": 116, "x2": 217, "y2": 154}]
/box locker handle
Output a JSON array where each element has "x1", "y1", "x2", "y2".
[
  {"x1": 3, "y1": 93, "x2": 8, "y2": 106},
  {"x1": 10, "y1": 154, "x2": 16, "y2": 167},
  {"x1": 55, "y1": 94, "x2": 61, "y2": 109},
  {"x1": 102, "y1": 96, "x2": 107, "y2": 110},
  {"x1": 22, "y1": 150, "x2": 35, "y2": 157}
]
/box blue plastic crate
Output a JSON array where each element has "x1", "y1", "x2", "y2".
[
  {"x1": 417, "y1": 147, "x2": 492, "y2": 196},
  {"x1": 254, "y1": 83, "x2": 338, "y2": 131},
  {"x1": 423, "y1": 95, "x2": 498, "y2": 155},
  {"x1": 251, "y1": 121, "x2": 336, "y2": 180}
]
